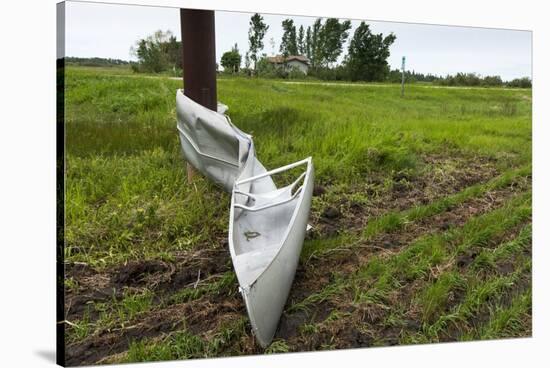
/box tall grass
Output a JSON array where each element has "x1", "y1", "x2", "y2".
[
  {"x1": 64, "y1": 66, "x2": 531, "y2": 266},
  {"x1": 64, "y1": 66, "x2": 532, "y2": 361}
]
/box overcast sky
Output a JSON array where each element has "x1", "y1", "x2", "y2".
[{"x1": 64, "y1": 1, "x2": 532, "y2": 81}]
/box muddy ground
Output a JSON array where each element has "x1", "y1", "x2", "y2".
[{"x1": 63, "y1": 154, "x2": 531, "y2": 365}]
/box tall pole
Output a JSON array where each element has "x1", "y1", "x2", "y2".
[
  {"x1": 401, "y1": 56, "x2": 406, "y2": 98},
  {"x1": 180, "y1": 9, "x2": 217, "y2": 181}
]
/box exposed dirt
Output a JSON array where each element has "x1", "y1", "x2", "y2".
[
  {"x1": 111, "y1": 260, "x2": 171, "y2": 287},
  {"x1": 456, "y1": 221, "x2": 531, "y2": 276},
  {"x1": 64, "y1": 156, "x2": 530, "y2": 365},
  {"x1": 311, "y1": 154, "x2": 500, "y2": 238},
  {"x1": 64, "y1": 246, "x2": 231, "y2": 322},
  {"x1": 285, "y1": 229, "x2": 530, "y2": 351},
  {"x1": 442, "y1": 272, "x2": 532, "y2": 342},
  {"x1": 284, "y1": 217, "x2": 532, "y2": 351},
  {"x1": 64, "y1": 264, "x2": 115, "y2": 322},
  {"x1": 65, "y1": 292, "x2": 245, "y2": 366},
  {"x1": 299, "y1": 313, "x2": 375, "y2": 351},
  {"x1": 113, "y1": 248, "x2": 231, "y2": 295},
  {"x1": 313, "y1": 184, "x2": 327, "y2": 197},
  {"x1": 276, "y1": 301, "x2": 334, "y2": 341},
  {"x1": 276, "y1": 175, "x2": 530, "y2": 344}
]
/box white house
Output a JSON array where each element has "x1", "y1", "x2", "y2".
[{"x1": 267, "y1": 55, "x2": 310, "y2": 75}]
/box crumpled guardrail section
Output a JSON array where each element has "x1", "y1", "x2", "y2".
[{"x1": 176, "y1": 90, "x2": 314, "y2": 347}]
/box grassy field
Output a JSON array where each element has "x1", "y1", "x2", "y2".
[{"x1": 63, "y1": 65, "x2": 532, "y2": 365}]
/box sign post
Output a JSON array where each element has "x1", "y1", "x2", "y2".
[
  {"x1": 180, "y1": 9, "x2": 217, "y2": 182},
  {"x1": 401, "y1": 56, "x2": 406, "y2": 98}
]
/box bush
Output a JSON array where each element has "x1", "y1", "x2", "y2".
[
  {"x1": 287, "y1": 66, "x2": 307, "y2": 79},
  {"x1": 220, "y1": 47, "x2": 242, "y2": 74},
  {"x1": 506, "y1": 77, "x2": 532, "y2": 88},
  {"x1": 437, "y1": 73, "x2": 483, "y2": 87},
  {"x1": 310, "y1": 66, "x2": 348, "y2": 81},
  {"x1": 482, "y1": 75, "x2": 503, "y2": 87},
  {"x1": 434, "y1": 73, "x2": 532, "y2": 88},
  {"x1": 256, "y1": 57, "x2": 277, "y2": 78}
]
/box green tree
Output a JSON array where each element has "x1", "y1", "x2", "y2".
[
  {"x1": 307, "y1": 18, "x2": 351, "y2": 69},
  {"x1": 483, "y1": 75, "x2": 503, "y2": 87},
  {"x1": 165, "y1": 34, "x2": 182, "y2": 70},
  {"x1": 280, "y1": 19, "x2": 298, "y2": 57},
  {"x1": 305, "y1": 26, "x2": 312, "y2": 60},
  {"x1": 131, "y1": 30, "x2": 182, "y2": 73},
  {"x1": 248, "y1": 13, "x2": 269, "y2": 72},
  {"x1": 310, "y1": 19, "x2": 322, "y2": 68},
  {"x1": 507, "y1": 77, "x2": 531, "y2": 88},
  {"x1": 317, "y1": 18, "x2": 352, "y2": 68},
  {"x1": 221, "y1": 43, "x2": 242, "y2": 73},
  {"x1": 297, "y1": 25, "x2": 305, "y2": 55},
  {"x1": 346, "y1": 22, "x2": 396, "y2": 81}
]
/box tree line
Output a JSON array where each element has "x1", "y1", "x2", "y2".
[
  {"x1": 387, "y1": 70, "x2": 532, "y2": 88},
  {"x1": 226, "y1": 14, "x2": 396, "y2": 82},
  {"x1": 127, "y1": 15, "x2": 395, "y2": 82},
  {"x1": 64, "y1": 57, "x2": 130, "y2": 67},
  {"x1": 127, "y1": 14, "x2": 531, "y2": 88}
]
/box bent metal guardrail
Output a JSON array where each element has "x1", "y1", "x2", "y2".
[{"x1": 176, "y1": 90, "x2": 314, "y2": 347}]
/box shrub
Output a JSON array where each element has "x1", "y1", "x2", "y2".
[{"x1": 506, "y1": 77, "x2": 532, "y2": 88}]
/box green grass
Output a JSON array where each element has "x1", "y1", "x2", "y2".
[
  {"x1": 63, "y1": 66, "x2": 531, "y2": 363},
  {"x1": 66, "y1": 288, "x2": 154, "y2": 343},
  {"x1": 300, "y1": 190, "x2": 530, "y2": 301},
  {"x1": 416, "y1": 225, "x2": 532, "y2": 342},
  {"x1": 307, "y1": 211, "x2": 530, "y2": 346},
  {"x1": 419, "y1": 271, "x2": 466, "y2": 321},
  {"x1": 265, "y1": 340, "x2": 291, "y2": 354},
  {"x1": 418, "y1": 261, "x2": 531, "y2": 343},
  {"x1": 302, "y1": 164, "x2": 531, "y2": 260},
  {"x1": 477, "y1": 288, "x2": 532, "y2": 339},
  {"x1": 126, "y1": 330, "x2": 206, "y2": 361},
  {"x1": 124, "y1": 317, "x2": 248, "y2": 362},
  {"x1": 65, "y1": 66, "x2": 531, "y2": 266},
  {"x1": 166, "y1": 271, "x2": 237, "y2": 305}
]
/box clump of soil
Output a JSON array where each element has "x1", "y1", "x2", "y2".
[
  {"x1": 64, "y1": 246, "x2": 231, "y2": 322},
  {"x1": 112, "y1": 260, "x2": 171, "y2": 287},
  {"x1": 321, "y1": 206, "x2": 341, "y2": 220},
  {"x1": 456, "y1": 250, "x2": 479, "y2": 268},
  {"x1": 313, "y1": 185, "x2": 326, "y2": 196}
]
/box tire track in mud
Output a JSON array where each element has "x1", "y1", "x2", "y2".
[
  {"x1": 277, "y1": 199, "x2": 532, "y2": 351},
  {"x1": 303, "y1": 246, "x2": 532, "y2": 351},
  {"x1": 274, "y1": 175, "x2": 530, "y2": 344},
  {"x1": 65, "y1": 156, "x2": 501, "y2": 323},
  {"x1": 286, "y1": 265, "x2": 531, "y2": 352},
  {"x1": 440, "y1": 271, "x2": 531, "y2": 342},
  {"x1": 66, "y1": 295, "x2": 245, "y2": 366},
  {"x1": 64, "y1": 245, "x2": 232, "y2": 322},
  {"x1": 311, "y1": 154, "x2": 500, "y2": 238},
  {"x1": 64, "y1": 164, "x2": 528, "y2": 364}
]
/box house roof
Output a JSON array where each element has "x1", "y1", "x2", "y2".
[{"x1": 267, "y1": 55, "x2": 309, "y2": 65}]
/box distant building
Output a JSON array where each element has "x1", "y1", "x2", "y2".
[{"x1": 267, "y1": 55, "x2": 310, "y2": 75}]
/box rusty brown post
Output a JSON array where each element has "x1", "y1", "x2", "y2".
[
  {"x1": 181, "y1": 9, "x2": 217, "y2": 109},
  {"x1": 180, "y1": 8, "x2": 217, "y2": 181},
  {"x1": 180, "y1": 9, "x2": 217, "y2": 182}
]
